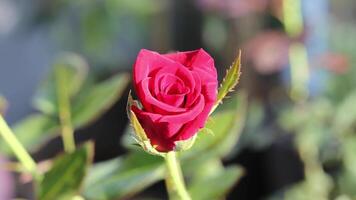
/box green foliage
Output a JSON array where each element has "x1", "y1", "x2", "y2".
[
  {"x1": 71, "y1": 73, "x2": 130, "y2": 128},
  {"x1": 188, "y1": 165, "x2": 244, "y2": 200},
  {"x1": 96, "y1": 93, "x2": 247, "y2": 200},
  {"x1": 183, "y1": 92, "x2": 247, "y2": 160},
  {"x1": 33, "y1": 53, "x2": 89, "y2": 115},
  {"x1": 277, "y1": 89, "x2": 356, "y2": 199},
  {"x1": 2, "y1": 51, "x2": 246, "y2": 199},
  {"x1": 0, "y1": 55, "x2": 130, "y2": 154},
  {"x1": 333, "y1": 90, "x2": 356, "y2": 135},
  {"x1": 39, "y1": 142, "x2": 94, "y2": 200},
  {"x1": 174, "y1": 135, "x2": 197, "y2": 152},
  {"x1": 10, "y1": 115, "x2": 57, "y2": 153},
  {"x1": 83, "y1": 152, "x2": 164, "y2": 200}
]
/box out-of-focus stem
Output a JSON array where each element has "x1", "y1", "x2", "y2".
[
  {"x1": 283, "y1": 0, "x2": 310, "y2": 102},
  {"x1": 0, "y1": 115, "x2": 38, "y2": 178},
  {"x1": 288, "y1": 43, "x2": 310, "y2": 101},
  {"x1": 283, "y1": 0, "x2": 303, "y2": 37},
  {"x1": 56, "y1": 66, "x2": 76, "y2": 153}
]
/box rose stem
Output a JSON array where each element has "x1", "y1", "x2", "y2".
[
  {"x1": 164, "y1": 151, "x2": 191, "y2": 200},
  {"x1": 0, "y1": 115, "x2": 39, "y2": 179},
  {"x1": 55, "y1": 66, "x2": 76, "y2": 153}
]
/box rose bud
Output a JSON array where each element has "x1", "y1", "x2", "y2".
[{"x1": 128, "y1": 49, "x2": 218, "y2": 153}]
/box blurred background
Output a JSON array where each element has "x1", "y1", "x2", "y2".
[{"x1": 1, "y1": 0, "x2": 356, "y2": 199}]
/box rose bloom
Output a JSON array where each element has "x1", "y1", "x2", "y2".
[{"x1": 131, "y1": 49, "x2": 218, "y2": 152}]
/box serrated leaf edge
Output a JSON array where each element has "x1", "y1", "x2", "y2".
[{"x1": 211, "y1": 50, "x2": 242, "y2": 115}]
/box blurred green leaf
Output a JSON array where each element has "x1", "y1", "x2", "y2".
[
  {"x1": 183, "y1": 92, "x2": 247, "y2": 160},
  {"x1": 12, "y1": 115, "x2": 57, "y2": 151},
  {"x1": 187, "y1": 158, "x2": 224, "y2": 183},
  {"x1": 279, "y1": 98, "x2": 332, "y2": 132},
  {"x1": 0, "y1": 114, "x2": 58, "y2": 154},
  {"x1": 284, "y1": 170, "x2": 332, "y2": 200},
  {"x1": 237, "y1": 100, "x2": 275, "y2": 151},
  {"x1": 39, "y1": 142, "x2": 94, "y2": 200},
  {"x1": 83, "y1": 151, "x2": 164, "y2": 200},
  {"x1": 333, "y1": 90, "x2": 356, "y2": 135},
  {"x1": 188, "y1": 165, "x2": 244, "y2": 200},
  {"x1": 1, "y1": 72, "x2": 130, "y2": 155},
  {"x1": 337, "y1": 170, "x2": 356, "y2": 198},
  {"x1": 33, "y1": 53, "x2": 89, "y2": 115},
  {"x1": 106, "y1": 0, "x2": 166, "y2": 15},
  {"x1": 342, "y1": 135, "x2": 356, "y2": 176},
  {"x1": 72, "y1": 72, "x2": 130, "y2": 128}
]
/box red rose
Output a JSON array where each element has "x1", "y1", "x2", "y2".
[{"x1": 131, "y1": 49, "x2": 218, "y2": 152}]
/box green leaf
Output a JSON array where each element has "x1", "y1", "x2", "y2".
[
  {"x1": 283, "y1": 169, "x2": 332, "y2": 200},
  {"x1": 213, "y1": 50, "x2": 242, "y2": 112},
  {"x1": 333, "y1": 90, "x2": 356, "y2": 135},
  {"x1": 126, "y1": 92, "x2": 165, "y2": 157},
  {"x1": 83, "y1": 151, "x2": 164, "y2": 200},
  {"x1": 33, "y1": 53, "x2": 89, "y2": 115},
  {"x1": 72, "y1": 72, "x2": 130, "y2": 128},
  {"x1": 188, "y1": 158, "x2": 224, "y2": 183},
  {"x1": 92, "y1": 93, "x2": 247, "y2": 199},
  {"x1": 1, "y1": 73, "x2": 130, "y2": 155},
  {"x1": 188, "y1": 165, "x2": 244, "y2": 200},
  {"x1": 0, "y1": 114, "x2": 58, "y2": 154},
  {"x1": 183, "y1": 92, "x2": 248, "y2": 160},
  {"x1": 39, "y1": 142, "x2": 94, "y2": 200}
]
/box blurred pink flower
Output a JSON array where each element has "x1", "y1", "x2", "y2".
[
  {"x1": 244, "y1": 31, "x2": 290, "y2": 74},
  {"x1": 317, "y1": 53, "x2": 349, "y2": 74},
  {"x1": 0, "y1": 155, "x2": 14, "y2": 200}
]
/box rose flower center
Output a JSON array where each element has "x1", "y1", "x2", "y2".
[{"x1": 157, "y1": 74, "x2": 190, "y2": 107}]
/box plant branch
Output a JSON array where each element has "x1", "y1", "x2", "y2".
[
  {"x1": 56, "y1": 66, "x2": 76, "y2": 153},
  {"x1": 0, "y1": 115, "x2": 38, "y2": 177},
  {"x1": 164, "y1": 151, "x2": 191, "y2": 200}
]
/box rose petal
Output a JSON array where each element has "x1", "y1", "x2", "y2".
[
  {"x1": 191, "y1": 67, "x2": 217, "y2": 83},
  {"x1": 164, "y1": 48, "x2": 217, "y2": 80},
  {"x1": 174, "y1": 101, "x2": 215, "y2": 141},
  {"x1": 201, "y1": 82, "x2": 218, "y2": 103},
  {"x1": 185, "y1": 71, "x2": 202, "y2": 107},
  {"x1": 159, "y1": 94, "x2": 205, "y2": 124},
  {"x1": 134, "y1": 49, "x2": 175, "y2": 85},
  {"x1": 157, "y1": 93, "x2": 185, "y2": 107},
  {"x1": 160, "y1": 74, "x2": 186, "y2": 94},
  {"x1": 152, "y1": 63, "x2": 195, "y2": 93},
  {"x1": 132, "y1": 48, "x2": 218, "y2": 152},
  {"x1": 132, "y1": 106, "x2": 178, "y2": 151},
  {"x1": 138, "y1": 78, "x2": 187, "y2": 114},
  {"x1": 153, "y1": 72, "x2": 187, "y2": 97}
]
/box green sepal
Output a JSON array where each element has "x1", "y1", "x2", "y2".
[
  {"x1": 211, "y1": 50, "x2": 242, "y2": 114},
  {"x1": 174, "y1": 135, "x2": 197, "y2": 152},
  {"x1": 126, "y1": 92, "x2": 165, "y2": 157}
]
